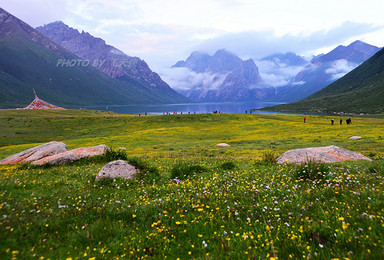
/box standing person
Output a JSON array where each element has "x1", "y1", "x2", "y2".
[
  {"x1": 340, "y1": 119, "x2": 343, "y2": 125},
  {"x1": 331, "y1": 119, "x2": 334, "y2": 125},
  {"x1": 304, "y1": 117, "x2": 306, "y2": 123}
]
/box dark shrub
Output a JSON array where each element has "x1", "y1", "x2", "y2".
[
  {"x1": 171, "y1": 163, "x2": 207, "y2": 180},
  {"x1": 367, "y1": 161, "x2": 384, "y2": 174},
  {"x1": 294, "y1": 160, "x2": 330, "y2": 181},
  {"x1": 260, "y1": 150, "x2": 278, "y2": 164},
  {"x1": 126, "y1": 157, "x2": 160, "y2": 183},
  {"x1": 220, "y1": 161, "x2": 237, "y2": 170},
  {"x1": 104, "y1": 148, "x2": 128, "y2": 161}
]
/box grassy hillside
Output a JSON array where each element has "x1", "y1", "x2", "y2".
[
  {"x1": 1, "y1": 110, "x2": 384, "y2": 259},
  {"x1": 264, "y1": 48, "x2": 384, "y2": 114}
]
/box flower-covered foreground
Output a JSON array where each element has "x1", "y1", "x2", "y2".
[{"x1": 0, "y1": 110, "x2": 383, "y2": 259}]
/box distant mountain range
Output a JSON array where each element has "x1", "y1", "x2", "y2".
[
  {"x1": 263, "y1": 46, "x2": 384, "y2": 114},
  {"x1": 273, "y1": 40, "x2": 380, "y2": 102},
  {"x1": 171, "y1": 49, "x2": 275, "y2": 101},
  {"x1": 167, "y1": 41, "x2": 380, "y2": 103},
  {"x1": 0, "y1": 7, "x2": 382, "y2": 112},
  {"x1": 0, "y1": 8, "x2": 188, "y2": 108}
]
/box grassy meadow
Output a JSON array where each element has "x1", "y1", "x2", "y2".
[{"x1": 1, "y1": 109, "x2": 384, "y2": 259}]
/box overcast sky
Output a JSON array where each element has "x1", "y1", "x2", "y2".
[{"x1": 2, "y1": 0, "x2": 384, "y2": 71}]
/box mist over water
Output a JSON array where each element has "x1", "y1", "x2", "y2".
[{"x1": 72, "y1": 101, "x2": 291, "y2": 115}]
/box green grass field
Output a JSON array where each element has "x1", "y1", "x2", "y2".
[{"x1": 1, "y1": 110, "x2": 384, "y2": 259}]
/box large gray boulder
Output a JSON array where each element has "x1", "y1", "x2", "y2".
[
  {"x1": 95, "y1": 160, "x2": 137, "y2": 182},
  {"x1": 0, "y1": 141, "x2": 68, "y2": 165},
  {"x1": 32, "y1": 145, "x2": 109, "y2": 165},
  {"x1": 277, "y1": 145, "x2": 372, "y2": 164}
]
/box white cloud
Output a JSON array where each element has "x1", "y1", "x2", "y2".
[
  {"x1": 325, "y1": 59, "x2": 358, "y2": 80},
  {"x1": 259, "y1": 73, "x2": 291, "y2": 88},
  {"x1": 292, "y1": 81, "x2": 306, "y2": 86},
  {"x1": 159, "y1": 67, "x2": 227, "y2": 91},
  {"x1": 255, "y1": 59, "x2": 307, "y2": 87},
  {"x1": 194, "y1": 22, "x2": 383, "y2": 60},
  {"x1": 1, "y1": 0, "x2": 68, "y2": 27}
]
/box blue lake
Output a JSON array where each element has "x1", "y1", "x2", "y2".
[{"x1": 73, "y1": 101, "x2": 292, "y2": 115}]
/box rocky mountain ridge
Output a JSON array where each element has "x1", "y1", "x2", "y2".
[
  {"x1": 311, "y1": 40, "x2": 380, "y2": 64},
  {"x1": 261, "y1": 52, "x2": 308, "y2": 67},
  {"x1": 274, "y1": 40, "x2": 381, "y2": 102},
  {"x1": 171, "y1": 49, "x2": 270, "y2": 102},
  {"x1": 36, "y1": 21, "x2": 188, "y2": 102},
  {"x1": 173, "y1": 49, "x2": 244, "y2": 74},
  {"x1": 0, "y1": 9, "x2": 61, "y2": 54},
  {"x1": 264, "y1": 46, "x2": 384, "y2": 114}
]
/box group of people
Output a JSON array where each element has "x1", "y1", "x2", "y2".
[
  {"x1": 303, "y1": 117, "x2": 353, "y2": 125},
  {"x1": 331, "y1": 118, "x2": 352, "y2": 125},
  {"x1": 138, "y1": 111, "x2": 199, "y2": 116}
]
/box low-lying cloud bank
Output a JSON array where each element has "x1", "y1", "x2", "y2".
[
  {"x1": 256, "y1": 60, "x2": 307, "y2": 87},
  {"x1": 159, "y1": 67, "x2": 227, "y2": 91},
  {"x1": 160, "y1": 55, "x2": 309, "y2": 92},
  {"x1": 325, "y1": 59, "x2": 358, "y2": 80}
]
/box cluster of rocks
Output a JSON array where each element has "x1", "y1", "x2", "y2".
[
  {"x1": 0, "y1": 141, "x2": 109, "y2": 166},
  {"x1": 333, "y1": 112, "x2": 366, "y2": 116},
  {"x1": 0, "y1": 141, "x2": 68, "y2": 165},
  {"x1": 0, "y1": 141, "x2": 138, "y2": 182}
]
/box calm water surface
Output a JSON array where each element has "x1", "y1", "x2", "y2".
[{"x1": 74, "y1": 102, "x2": 290, "y2": 115}]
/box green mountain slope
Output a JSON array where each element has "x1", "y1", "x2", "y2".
[
  {"x1": 0, "y1": 8, "x2": 186, "y2": 108},
  {"x1": 264, "y1": 47, "x2": 384, "y2": 114}
]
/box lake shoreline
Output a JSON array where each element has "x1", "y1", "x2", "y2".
[{"x1": 67, "y1": 101, "x2": 291, "y2": 115}]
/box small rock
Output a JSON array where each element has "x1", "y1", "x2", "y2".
[
  {"x1": 0, "y1": 141, "x2": 68, "y2": 165},
  {"x1": 32, "y1": 145, "x2": 109, "y2": 165},
  {"x1": 349, "y1": 136, "x2": 362, "y2": 140},
  {"x1": 215, "y1": 143, "x2": 230, "y2": 147},
  {"x1": 95, "y1": 160, "x2": 137, "y2": 182}
]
